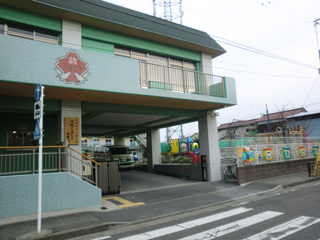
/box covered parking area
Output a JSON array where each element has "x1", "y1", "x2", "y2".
[{"x1": 0, "y1": 80, "x2": 224, "y2": 189}]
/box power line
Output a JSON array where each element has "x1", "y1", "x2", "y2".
[
  {"x1": 182, "y1": 5, "x2": 314, "y2": 49},
  {"x1": 273, "y1": 0, "x2": 308, "y2": 20},
  {"x1": 211, "y1": 36, "x2": 318, "y2": 70},
  {"x1": 214, "y1": 59, "x2": 312, "y2": 77},
  {"x1": 254, "y1": 0, "x2": 313, "y2": 28},
  {"x1": 2, "y1": 4, "x2": 319, "y2": 71},
  {"x1": 211, "y1": 66, "x2": 317, "y2": 80},
  {"x1": 303, "y1": 75, "x2": 320, "y2": 107}
]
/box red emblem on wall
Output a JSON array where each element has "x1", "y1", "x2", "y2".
[{"x1": 54, "y1": 51, "x2": 90, "y2": 84}]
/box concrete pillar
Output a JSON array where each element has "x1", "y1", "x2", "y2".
[
  {"x1": 62, "y1": 19, "x2": 81, "y2": 49},
  {"x1": 146, "y1": 128, "x2": 161, "y2": 172},
  {"x1": 198, "y1": 112, "x2": 221, "y2": 182},
  {"x1": 200, "y1": 53, "x2": 213, "y2": 74},
  {"x1": 114, "y1": 135, "x2": 124, "y2": 145}
]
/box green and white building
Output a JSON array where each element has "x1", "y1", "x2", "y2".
[{"x1": 0, "y1": 0, "x2": 237, "y2": 216}]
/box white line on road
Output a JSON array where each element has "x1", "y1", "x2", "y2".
[
  {"x1": 232, "y1": 202, "x2": 250, "y2": 207},
  {"x1": 118, "y1": 207, "x2": 253, "y2": 240},
  {"x1": 177, "y1": 211, "x2": 283, "y2": 240},
  {"x1": 243, "y1": 216, "x2": 320, "y2": 240},
  {"x1": 90, "y1": 237, "x2": 111, "y2": 240}
]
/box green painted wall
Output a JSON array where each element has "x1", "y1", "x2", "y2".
[
  {"x1": 82, "y1": 38, "x2": 114, "y2": 55},
  {"x1": 0, "y1": 112, "x2": 59, "y2": 150},
  {"x1": 0, "y1": 96, "x2": 60, "y2": 150},
  {"x1": 0, "y1": 96, "x2": 61, "y2": 113},
  {"x1": 0, "y1": 4, "x2": 200, "y2": 62},
  {"x1": 0, "y1": 5, "x2": 62, "y2": 32},
  {"x1": 82, "y1": 25, "x2": 201, "y2": 62}
]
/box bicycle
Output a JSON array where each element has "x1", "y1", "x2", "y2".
[{"x1": 223, "y1": 160, "x2": 237, "y2": 183}]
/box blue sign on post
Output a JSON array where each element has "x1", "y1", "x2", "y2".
[
  {"x1": 33, "y1": 119, "x2": 41, "y2": 140},
  {"x1": 35, "y1": 84, "x2": 42, "y2": 101}
]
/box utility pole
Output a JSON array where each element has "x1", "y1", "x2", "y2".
[{"x1": 314, "y1": 18, "x2": 320, "y2": 74}]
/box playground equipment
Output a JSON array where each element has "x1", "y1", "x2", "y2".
[{"x1": 162, "y1": 138, "x2": 201, "y2": 164}]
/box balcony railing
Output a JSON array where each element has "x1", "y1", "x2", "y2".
[{"x1": 139, "y1": 62, "x2": 225, "y2": 97}]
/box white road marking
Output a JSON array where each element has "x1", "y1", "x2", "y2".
[
  {"x1": 118, "y1": 207, "x2": 253, "y2": 240},
  {"x1": 244, "y1": 216, "x2": 320, "y2": 240},
  {"x1": 232, "y1": 202, "x2": 250, "y2": 207},
  {"x1": 90, "y1": 237, "x2": 111, "y2": 240},
  {"x1": 178, "y1": 211, "x2": 283, "y2": 240}
]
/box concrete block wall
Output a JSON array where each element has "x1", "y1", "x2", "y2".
[
  {"x1": 154, "y1": 164, "x2": 202, "y2": 181},
  {"x1": 237, "y1": 158, "x2": 315, "y2": 184}
]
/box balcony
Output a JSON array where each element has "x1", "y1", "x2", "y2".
[{"x1": 139, "y1": 62, "x2": 225, "y2": 97}]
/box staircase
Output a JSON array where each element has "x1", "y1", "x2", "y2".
[{"x1": 134, "y1": 134, "x2": 147, "y2": 149}]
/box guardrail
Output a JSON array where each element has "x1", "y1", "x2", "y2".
[
  {"x1": 0, "y1": 146, "x2": 100, "y2": 186},
  {"x1": 139, "y1": 61, "x2": 225, "y2": 97}
]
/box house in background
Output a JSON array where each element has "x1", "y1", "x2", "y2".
[
  {"x1": 217, "y1": 108, "x2": 308, "y2": 139},
  {"x1": 286, "y1": 110, "x2": 320, "y2": 138},
  {"x1": 218, "y1": 119, "x2": 257, "y2": 139},
  {"x1": 255, "y1": 107, "x2": 306, "y2": 133}
]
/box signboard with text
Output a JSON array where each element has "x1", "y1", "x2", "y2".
[{"x1": 64, "y1": 117, "x2": 79, "y2": 145}]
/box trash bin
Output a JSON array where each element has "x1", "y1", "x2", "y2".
[{"x1": 95, "y1": 159, "x2": 121, "y2": 195}]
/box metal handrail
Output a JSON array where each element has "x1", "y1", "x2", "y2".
[
  {"x1": 68, "y1": 146, "x2": 101, "y2": 166},
  {"x1": 0, "y1": 145, "x2": 99, "y2": 186}
]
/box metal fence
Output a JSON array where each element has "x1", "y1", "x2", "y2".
[
  {"x1": 0, "y1": 146, "x2": 99, "y2": 186},
  {"x1": 139, "y1": 61, "x2": 225, "y2": 97},
  {"x1": 220, "y1": 137, "x2": 320, "y2": 167},
  {"x1": 218, "y1": 136, "x2": 314, "y2": 148}
]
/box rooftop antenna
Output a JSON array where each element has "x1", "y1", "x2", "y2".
[{"x1": 153, "y1": 0, "x2": 184, "y2": 24}]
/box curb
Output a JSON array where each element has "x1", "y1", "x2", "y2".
[
  {"x1": 24, "y1": 223, "x2": 111, "y2": 240},
  {"x1": 282, "y1": 176, "x2": 320, "y2": 188}
]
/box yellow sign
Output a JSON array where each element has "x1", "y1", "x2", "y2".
[
  {"x1": 237, "y1": 147, "x2": 243, "y2": 158},
  {"x1": 64, "y1": 117, "x2": 79, "y2": 145}
]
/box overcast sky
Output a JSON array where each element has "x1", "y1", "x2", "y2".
[{"x1": 105, "y1": 0, "x2": 320, "y2": 140}]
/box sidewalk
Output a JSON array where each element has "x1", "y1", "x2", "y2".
[{"x1": 1, "y1": 171, "x2": 319, "y2": 240}]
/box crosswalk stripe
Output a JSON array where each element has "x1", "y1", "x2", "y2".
[
  {"x1": 244, "y1": 216, "x2": 320, "y2": 240},
  {"x1": 118, "y1": 207, "x2": 253, "y2": 240},
  {"x1": 178, "y1": 211, "x2": 283, "y2": 240}
]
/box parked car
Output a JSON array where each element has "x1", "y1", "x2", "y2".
[
  {"x1": 94, "y1": 145, "x2": 135, "y2": 169},
  {"x1": 108, "y1": 145, "x2": 135, "y2": 169}
]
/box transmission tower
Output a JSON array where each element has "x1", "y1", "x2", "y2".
[
  {"x1": 314, "y1": 18, "x2": 320, "y2": 65},
  {"x1": 166, "y1": 125, "x2": 184, "y2": 144},
  {"x1": 153, "y1": 1, "x2": 185, "y2": 142},
  {"x1": 153, "y1": 0, "x2": 184, "y2": 24}
]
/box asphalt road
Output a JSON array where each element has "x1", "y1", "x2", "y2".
[{"x1": 69, "y1": 181, "x2": 320, "y2": 240}]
